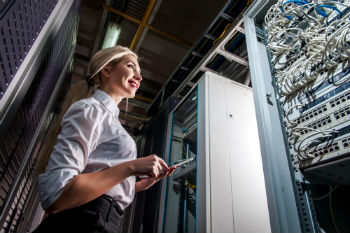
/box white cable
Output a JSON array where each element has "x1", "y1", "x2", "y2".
[
  {"x1": 266, "y1": 0, "x2": 350, "y2": 98},
  {"x1": 285, "y1": 103, "x2": 306, "y2": 126},
  {"x1": 292, "y1": 127, "x2": 338, "y2": 160},
  {"x1": 311, "y1": 185, "x2": 338, "y2": 201},
  {"x1": 265, "y1": 0, "x2": 349, "y2": 163}
]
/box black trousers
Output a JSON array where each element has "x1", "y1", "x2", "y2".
[{"x1": 33, "y1": 195, "x2": 124, "y2": 233}]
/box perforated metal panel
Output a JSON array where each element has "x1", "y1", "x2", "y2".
[
  {"x1": 0, "y1": 0, "x2": 14, "y2": 19},
  {"x1": 0, "y1": 0, "x2": 80, "y2": 231},
  {"x1": 0, "y1": 0, "x2": 57, "y2": 99}
]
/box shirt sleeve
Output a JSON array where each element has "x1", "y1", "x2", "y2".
[{"x1": 38, "y1": 101, "x2": 103, "y2": 209}]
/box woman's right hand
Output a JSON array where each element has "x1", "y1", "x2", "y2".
[{"x1": 128, "y1": 154, "x2": 169, "y2": 178}]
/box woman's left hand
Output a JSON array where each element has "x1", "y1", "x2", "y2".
[{"x1": 135, "y1": 165, "x2": 178, "y2": 192}]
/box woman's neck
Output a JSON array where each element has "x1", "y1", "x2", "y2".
[{"x1": 99, "y1": 88, "x2": 123, "y2": 106}]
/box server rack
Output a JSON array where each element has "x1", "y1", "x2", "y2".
[
  {"x1": 244, "y1": 1, "x2": 349, "y2": 232},
  {"x1": 157, "y1": 72, "x2": 271, "y2": 233},
  {"x1": 0, "y1": 0, "x2": 80, "y2": 232}
]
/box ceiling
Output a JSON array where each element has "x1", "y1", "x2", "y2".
[{"x1": 72, "y1": 0, "x2": 251, "y2": 135}]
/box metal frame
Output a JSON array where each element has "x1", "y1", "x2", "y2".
[
  {"x1": 157, "y1": 112, "x2": 174, "y2": 233},
  {"x1": 146, "y1": 0, "x2": 251, "y2": 114},
  {"x1": 171, "y1": 17, "x2": 248, "y2": 98},
  {"x1": 243, "y1": 0, "x2": 312, "y2": 232},
  {"x1": 157, "y1": 77, "x2": 200, "y2": 233}
]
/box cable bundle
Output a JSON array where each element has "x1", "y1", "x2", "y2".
[
  {"x1": 265, "y1": 0, "x2": 350, "y2": 96},
  {"x1": 265, "y1": 0, "x2": 350, "y2": 163}
]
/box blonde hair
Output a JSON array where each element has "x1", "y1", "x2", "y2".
[{"x1": 36, "y1": 46, "x2": 137, "y2": 174}]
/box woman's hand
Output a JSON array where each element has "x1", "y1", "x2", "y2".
[
  {"x1": 135, "y1": 165, "x2": 178, "y2": 192},
  {"x1": 127, "y1": 154, "x2": 170, "y2": 178}
]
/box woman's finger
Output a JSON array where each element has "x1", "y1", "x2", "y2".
[
  {"x1": 156, "y1": 161, "x2": 163, "y2": 173},
  {"x1": 151, "y1": 166, "x2": 159, "y2": 178},
  {"x1": 157, "y1": 157, "x2": 169, "y2": 170}
]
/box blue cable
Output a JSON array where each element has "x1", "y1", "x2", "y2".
[
  {"x1": 283, "y1": 0, "x2": 310, "y2": 6},
  {"x1": 279, "y1": 5, "x2": 293, "y2": 20},
  {"x1": 315, "y1": 6, "x2": 328, "y2": 17},
  {"x1": 318, "y1": 4, "x2": 342, "y2": 16},
  {"x1": 281, "y1": 0, "x2": 310, "y2": 20},
  {"x1": 314, "y1": 4, "x2": 342, "y2": 18},
  {"x1": 281, "y1": 1, "x2": 342, "y2": 20}
]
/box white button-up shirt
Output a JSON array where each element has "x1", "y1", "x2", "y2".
[{"x1": 38, "y1": 90, "x2": 137, "y2": 210}]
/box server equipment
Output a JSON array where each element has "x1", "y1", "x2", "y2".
[
  {"x1": 245, "y1": 0, "x2": 350, "y2": 232},
  {"x1": 157, "y1": 72, "x2": 271, "y2": 233},
  {"x1": 0, "y1": 0, "x2": 80, "y2": 232}
]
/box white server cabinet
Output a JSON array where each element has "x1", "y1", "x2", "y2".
[{"x1": 157, "y1": 72, "x2": 271, "y2": 233}]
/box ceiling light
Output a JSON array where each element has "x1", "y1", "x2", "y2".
[{"x1": 101, "y1": 22, "x2": 121, "y2": 49}]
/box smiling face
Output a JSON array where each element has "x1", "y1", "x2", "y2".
[{"x1": 100, "y1": 54, "x2": 142, "y2": 103}]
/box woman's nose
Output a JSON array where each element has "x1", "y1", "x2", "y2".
[{"x1": 135, "y1": 72, "x2": 142, "y2": 81}]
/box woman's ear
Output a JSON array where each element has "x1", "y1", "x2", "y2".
[{"x1": 100, "y1": 67, "x2": 111, "y2": 78}]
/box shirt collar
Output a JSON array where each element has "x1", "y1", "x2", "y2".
[{"x1": 93, "y1": 90, "x2": 120, "y2": 117}]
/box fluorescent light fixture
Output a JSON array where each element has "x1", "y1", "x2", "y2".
[{"x1": 101, "y1": 22, "x2": 121, "y2": 49}]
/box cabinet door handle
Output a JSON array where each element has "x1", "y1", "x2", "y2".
[{"x1": 266, "y1": 93, "x2": 273, "y2": 105}]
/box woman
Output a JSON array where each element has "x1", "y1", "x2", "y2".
[{"x1": 33, "y1": 46, "x2": 176, "y2": 233}]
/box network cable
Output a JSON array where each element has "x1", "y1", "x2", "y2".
[{"x1": 265, "y1": 0, "x2": 350, "y2": 164}]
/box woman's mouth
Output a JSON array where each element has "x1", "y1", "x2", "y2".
[{"x1": 128, "y1": 80, "x2": 139, "y2": 88}]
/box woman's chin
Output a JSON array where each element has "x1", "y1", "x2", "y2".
[{"x1": 126, "y1": 92, "x2": 136, "y2": 98}]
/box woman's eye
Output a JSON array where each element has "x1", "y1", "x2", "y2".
[{"x1": 127, "y1": 64, "x2": 135, "y2": 69}]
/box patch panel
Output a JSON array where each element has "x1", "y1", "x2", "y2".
[
  {"x1": 284, "y1": 82, "x2": 350, "y2": 167},
  {"x1": 298, "y1": 68, "x2": 350, "y2": 103},
  {"x1": 310, "y1": 142, "x2": 340, "y2": 158},
  {"x1": 342, "y1": 137, "x2": 350, "y2": 149},
  {"x1": 299, "y1": 106, "x2": 349, "y2": 132},
  {"x1": 291, "y1": 124, "x2": 350, "y2": 163},
  {"x1": 289, "y1": 105, "x2": 350, "y2": 143},
  {"x1": 329, "y1": 91, "x2": 350, "y2": 109},
  {"x1": 278, "y1": 65, "x2": 349, "y2": 100},
  {"x1": 289, "y1": 111, "x2": 349, "y2": 145},
  {"x1": 298, "y1": 133, "x2": 350, "y2": 169},
  {"x1": 294, "y1": 104, "x2": 328, "y2": 125},
  {"x1": 334, "y1": 106, "x2": 350, "y2": 120},
  {"x1": 286, "y1": 89, "x2": 350, "y2": 126},
  {"x1": 299, "y1": 81, "x2": 350, "y2": 113},
  {"x1": 297, "y1": 116, "x2": 332, "y2": 136},
  {"x1": 282, "y1": 75, "x2": 349, "y2": 128}
]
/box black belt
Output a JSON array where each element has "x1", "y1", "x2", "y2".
[{"x1": 101, "y1": 194, "x2": 124, "y2": 216}]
